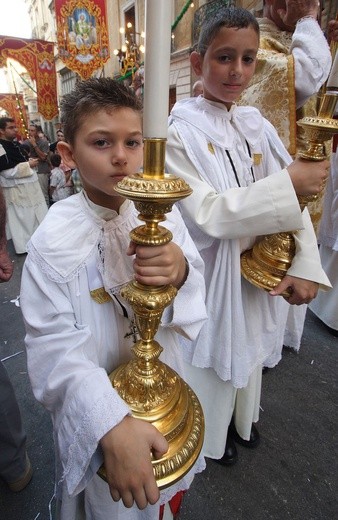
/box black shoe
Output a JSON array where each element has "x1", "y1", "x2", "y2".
[
  {"x1": 229, "y1": 420, "x2": 260, "y2": 449},
  {"x1": 214, "y1": 435, "x2": 238, "y2": 466}
]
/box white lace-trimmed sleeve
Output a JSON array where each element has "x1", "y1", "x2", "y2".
[
  {"x1": 20, "y1": 256, "x2": 131, "y2": 496},
  {"x1": 166, "y1": 124, "x2": 303, "y2": 240},
  {"x1": 292, "y1": 17, "x2": 332, "y2": 108}
]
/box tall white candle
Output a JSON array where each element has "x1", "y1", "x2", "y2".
[{"x1": 143, "y1": 0, "x2": 172, "y2": 138}]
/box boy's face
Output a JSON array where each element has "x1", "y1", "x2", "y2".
[
  {"x1": 58, "y1": 108, "x2": 143, "y2": 211},
  {"x1": 191, "y1": 26, "x2": 259, "y2": 109}
]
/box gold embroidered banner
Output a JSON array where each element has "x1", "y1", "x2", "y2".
[
  {"x1": 0, "y1": 93, "x2": 29, "y2": 140},
  {"x1": 55, "y1": 0, "x2": 110, "y2": 80},
  {"x1": 0, "y1": 36, "x2": 58, "y2": 121}
]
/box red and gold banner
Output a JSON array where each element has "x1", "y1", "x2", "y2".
[
  {"x1": 0, "y1": 93, "x2": 29, "y2": 140},
  {"x1": 55, "y1": 0, "x2": 110, "y2": 80},
  {"x1": 0, "y1": 36, "x2": 58, "y2": 121}
]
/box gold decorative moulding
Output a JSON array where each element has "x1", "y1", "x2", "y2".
[
  {"x1": 241, "y1": 91, "x2": 338, "y2": 294},
  {"x1": 98, "y1": 138, "x2": 204, "y2": 489}
]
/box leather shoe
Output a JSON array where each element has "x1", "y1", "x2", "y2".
[
  {"x1": 229, "y1": 420, "x2": 260, "y2": 449},
  {"x1": 7, "y1": 453, "x2": 33, "y2": 492},
  {"x1": 214, "y1": 435, "x2": 238, "y2": 466}
]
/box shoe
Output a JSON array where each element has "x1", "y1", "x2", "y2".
[
  {"x1": 7, "y1": 453, "x2": 33, "y2": 492},
  {"x1": 214, "y1": 435, "x2": 238, "y2": 466},
  {"x1": 229, "y1": 420, "x2": 260, "y2": 449}
]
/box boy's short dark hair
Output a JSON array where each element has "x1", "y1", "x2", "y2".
[
  {"x1": 50, "y1": 153, "x2": 62, "y2": 167},
  {"x1": 60, "y1": 78, "x2": 143, "y2": 145},
  {"x1": 197, "y1": 6, "x2": 259, "y2": 56}
]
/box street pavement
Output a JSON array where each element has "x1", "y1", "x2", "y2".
[{"x1": 0, "y1": 241, "x2": 337, "y2": 520}]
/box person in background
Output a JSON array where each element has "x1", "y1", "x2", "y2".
[
  {"x1": 166, "y1": 6, "x2": 331, "y2": 468},
  {"x1": 20, "y1": 78, "x2": 207, "y2": 519},
  {"x1": 0, "y1": 117, "x2": 47, "y2": 254},
  {"x1": 240, "y1": 0, "x2": 332, "y2": 230},
  {"x1": 24, "y1": 124, "x2": 51, "y2": 207},
  {"x1": 0, "y1": 184, "x2": 33, "y2": 492},
  {"x1": 70, "y1": 168, "x2": 83, "y2": 193},
  {"x1": 49, "y1": 153, "x2": 74, "y2": 203},
  {"x1": 49, "y1": 129, "x2": 65, "y2": 154}
]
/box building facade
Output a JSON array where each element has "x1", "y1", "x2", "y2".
[{"x1": 12, "y1": 0, "x2": 336, "y2": 137}]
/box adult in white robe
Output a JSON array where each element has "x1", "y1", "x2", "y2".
[
  {"x1": 20, "y1": 191, "x2": 207, "y2": 520},
  {"x1": 166, "y1": 96, "x2": 331, "y2": 458},
  {"x1": 0, "y1": 138, "x2": 48, "y2": 254}
]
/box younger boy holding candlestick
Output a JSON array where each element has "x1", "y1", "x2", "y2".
[
  {"x1": 166, "y1": 6, "x2": 331, "y2": 466},
  {"x1": 20, "y1": 78, "x2": 207, "y2": 519}
]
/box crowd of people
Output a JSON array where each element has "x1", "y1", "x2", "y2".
[
  {"x1": 0, "y1": 2, "x2": 337, "y2": 520},
  {"x1": 0, "y1": 119, "x2": 81, "y2": 255}
]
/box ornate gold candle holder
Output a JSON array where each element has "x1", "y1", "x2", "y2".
[
  {"x1": 98, "y1": 138, "x2": 204, "y2": 489},
  {"x1": 241, "y1": 91, "x2": 338, "y2": 295}
]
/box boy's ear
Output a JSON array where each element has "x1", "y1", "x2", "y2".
[
  {"x1": 56, "y1": 141, "x2": 77, "y2": 169},
  {"x1": 190, "y1": 51, "x2": 203, "y2": 77}
]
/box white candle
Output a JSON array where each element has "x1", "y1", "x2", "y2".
[
  {"x1": 327, "y1": 51, "x2": 338, "y2": 89},
  {"x1": 143, "y1": 0, "x2": 172, "y2": 138}
]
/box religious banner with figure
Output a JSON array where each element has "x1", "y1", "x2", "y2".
[
  {"x1": 0, "y1": 93, "x2": 29, "y2": 140},
  {"x1": 0, "y1": 36, "x2": 58, "y2": 121},
  {"x1": 55, "y1": 0, "x2": 110, "y2": 80}
]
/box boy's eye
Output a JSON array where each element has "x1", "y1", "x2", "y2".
[
  {"x1": 95, "y1": 139, "x2": 109, "y2": 147},
  {"x1": 218, "y1": 55, "x2": 231, "y2": 63},
  {"x1": 126, "y1": 139, "x2": 142, "y2": 148},
  {"x1": 243, "y1": 56, "x2": 256, "y2": 64}
]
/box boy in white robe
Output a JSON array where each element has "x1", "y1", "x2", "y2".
[
  {"x1": 20, "y1": 78, "x2": 207, "y2": 520},
  {"x1": 166, "y1": 6, "x2": 331, "y2": 466}
]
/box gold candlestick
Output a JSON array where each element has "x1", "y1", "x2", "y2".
[
  {"x1": 241, "y1": 91, "x2": 338, "y2": 295},
  {"x1": 98, "y1": 138, "x2": 204, "y2": 489}
]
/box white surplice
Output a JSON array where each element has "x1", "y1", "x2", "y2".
[{"x1": 20, "y1": 191, "x2": 207, "y2": 519}]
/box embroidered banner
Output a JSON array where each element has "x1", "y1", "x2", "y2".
[
  {"x1": 0, "y1": 36, "x2": 58, "y2": 121},
  {"x1": 0, "y1": 93, "x2": 29, "y2": 140},
  {"x1": 55, "y1": 0, "x2": 110, "y2": 80}
]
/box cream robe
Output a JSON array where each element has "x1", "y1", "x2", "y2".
[
  {"x1": 20, "y1": 192, "x2": 207, "y2": 520},
  {"x1": 0, "y1": 163, "x2": 48, "y2": 254}
]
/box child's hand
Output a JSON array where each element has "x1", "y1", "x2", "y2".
[
  {"x1": 269, "y1": 275, "x2": 319, "y2": 305},
  {"x1": 287, "y1": 158, "x2": 329, "y2": 196},
  {"x1": 100, "y1": 416, "x2": 168, "y2": 509},
  {"x1": 127, "y1": 241, "x2": 188, "y2": 289}
]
